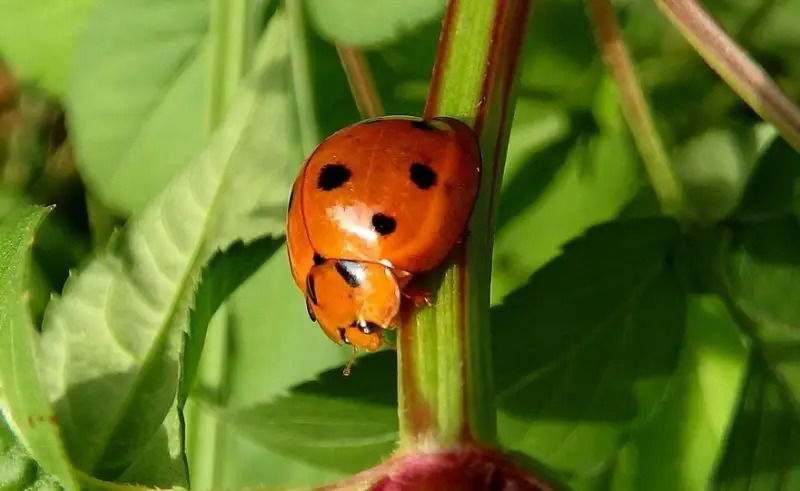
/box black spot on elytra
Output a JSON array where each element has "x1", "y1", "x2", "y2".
[
  {"x1": 313, "y1": 252, "x2": 325, "y2": 265},
  {"x1": 338, "y1": 328, "x2": 350, "y2": 344},
  {"x1": 306, "y1": 275, "x2": 318, "y2": 305},
  {"x1": 371, "y1": 213, "x2": 397, "y2": 236},
  {"x1": 411, "y1": 119, "x2": 436, "y2": 131},
  {"x1": 317, "y1": 163, "x2": 351, "y2": 191},
  {"x1": 306, "y1": 301, "x2": 316, "y2": 322},
  {"x1": 410, "y1": 162, "x2": 437, "y2": 190},
  {"x1": 335, "y1": 260, "x2": 364, "y2": 288}
]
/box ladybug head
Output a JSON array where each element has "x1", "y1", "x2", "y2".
[{"x1": 304, "y1": 259, "x2": 401, "y2": 351}]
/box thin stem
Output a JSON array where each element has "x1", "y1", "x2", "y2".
[
  {"x1": 286, "y1": 0, "x2": 320, "y2": 154},
  {"x1": 207, "y1": 0, "x2": 253, "y2": 130},
  {"x1": 183, "y1": 308, "x2": 231, "y2": 490},
  {"x1": 398, "y1": 0, "x2": 531, "y2": 449},
  {"x1": 587, "y1": 0, "x2": 688, "y2": 221},
  {"x1": 336, "y1": 45, "x2": 384, "y2": 119},
  {"x1": 188, "y1": 0, "x2": 257, "y2": 487},
  {"x1": 85, "y1": 193, "x2": 116, "y2": 246},
  {"x1": 654, "y1": 0, "x2": 800, "y2": 151}
]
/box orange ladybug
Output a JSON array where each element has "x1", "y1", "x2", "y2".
[{"x1": 286, "y1": 116, "x2": 481, "y2": 355}]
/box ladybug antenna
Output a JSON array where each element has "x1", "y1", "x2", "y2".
[{"x1": 343, "y1": 346, "x2": 358, "y2": 376}]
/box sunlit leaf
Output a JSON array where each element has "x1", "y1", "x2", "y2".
[
  {"x1": 36, "y1": 13, "x2": 296, "y2": 486},
  {"x1": 492, "y1": 100, "x2": 639, "y2": 303},
  {"x1": 606, "y1": 295, "x2": 748, "y2": 491},
  {"x1": 306, "y1": 0, "x2": 445, "y2": 47},
  {"x1": 710, "y1": 355, "x2": 800, "y2": 490},
  {"x1": 0, "y1": 205, "x2": 78, "y2": 490},
  {"x1": 66, "y1": 0, "x2": 209, "y2": 213},
  {"x1": 0, "y1": 0, "x2": 96, "y2": 97},
  {"x1": 724, "y1": 217, "x2": 800, "y2": 407}
]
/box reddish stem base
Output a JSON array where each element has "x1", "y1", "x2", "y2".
[{"x1": 326, "y1": 445, "x2": 554, "y2": 491}]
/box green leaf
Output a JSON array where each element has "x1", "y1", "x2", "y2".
[
  {"x1": 492, "y1": 218, "x2": 685, "y2": 477},
  {"x1": 222, "y1": 352, "x2": 397, "y2": 474},
  {"x1": 0, "y1": 415, "x2": 39, "y2": 490},
  {"x1": 0, "y1": 399, "x2": 68, "y2": 491},
  {"x1": 66, "y1": 0, "x2": 210, "y2": 214},
  {"x1": 179, "y1": 237, "x2": 282, "y2": 406},
  {"x1": 516, "y1": 1, "x2": 601, "y2": 107},
  {"x1": 1, "y1": 190, "x2": 58, "y2": 328},
  {"x1": 77, "y1": 470, "x2": 189, "y2": 491},
  {"x1": 225, "y1": 245, "x2": 355, "y2": 410},
  {"x1": 492, "y1": 103, "x2": 640, "y2": 302},
  {"x1": 723, "y1": 217, "x2": 800, "y2": 407},
  {"x1": 239, "y1": 219, "x2": 684, "y2": 479},
  {"x1": 305, "y1": 0, "x2": 445, "y2": 47},
  {"x1": 196, "y1": 243, "x2": 354, "y2": 488},
  {"x1": 606, "y1": 295, "x2": 748, "y2": 491},
  {"x1": 494, "y1": 102, "x2": 573, "y2": 234},
  {"x1": 36, "y1": 13, "x2": 296, "y2": 485},
  {"x1": 0, "y1": 0, "x2": 97, "y2": 97},
  {"x1": 673, "y1": 126, "x2": 760, "y2": 222},
  {"x1": 0, "y1": 187, "x2": 90, "y2": 281},
  {"x1": 710, "y1": 355, "x2": 800, "y2": 490},
  {"x1": 0, "y1": 205, "x2": 78, "y2": 491},
  {"x1": 736, "y1": 136, "x2": 800, "y2": 220},
  {"x1": 215, "y1": 434, "x2": 344, "y2": 489},
  {"x1": 116, "y1": 402, "x2": 187, "y2": 488}
]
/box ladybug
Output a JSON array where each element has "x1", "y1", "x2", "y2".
[{"x1": 286, "y1": 116, "x2": 481, "y2": 355}]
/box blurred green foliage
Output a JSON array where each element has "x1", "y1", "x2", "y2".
[{"x1": 0, "y1": 1, "x2": 799, "y2": 490}]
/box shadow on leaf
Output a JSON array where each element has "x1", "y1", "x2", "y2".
[
  {"x1": 52, "y1": 369, "x2": 186, "y2": 487},
  {"x1": 220, "y1": 351, "x2": 398, "y2": 474},
  {"x1": 711, "y1": 355, "x2": 800, "y2": 488},
  {"x1": 492, "y1": 218, "x2": 686, "y2": 474}
]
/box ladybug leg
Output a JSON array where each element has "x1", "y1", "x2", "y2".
[
  {"x1": 393, "y1": 269, "x2": 430, "y2": 307},
  {"x1": 342, "y1": 346, "x2": 358, "y2": 377},
  {"x1": 402, "y1": 284, "x2": 432, "y2": 308}
]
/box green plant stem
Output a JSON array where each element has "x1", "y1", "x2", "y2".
[
  {"x1": 336, "y1": 44, "x2": 384, "y2": 119},
  {"x1": 586, "y1": 0, "x2": 688, "y2": 221},
  {"x1": 188, "y1": 0, "x2": 258, "y2": 487},
  {"x1": 183, "y1": 308, "x2": 230, "y2": 490},
  {"x1": 397, "y1": 0, "x2": 531, "y2": 450},
  {"x1": 85, "y1": 193, "x2": 115, "y2": 246},
  {"x1": 286, "y1": 0, "x2": 320, "y2": 154},
  {"x1": 654, "y1": 0, "x2": 800, "y2": 151},
  {"x1": 207, "y1": 0, "x2": 254, "y2": 130}
]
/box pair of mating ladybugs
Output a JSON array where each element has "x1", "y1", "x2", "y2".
[{"x1": 286, "y1": 116, "x2": 481, "y2": 358}]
